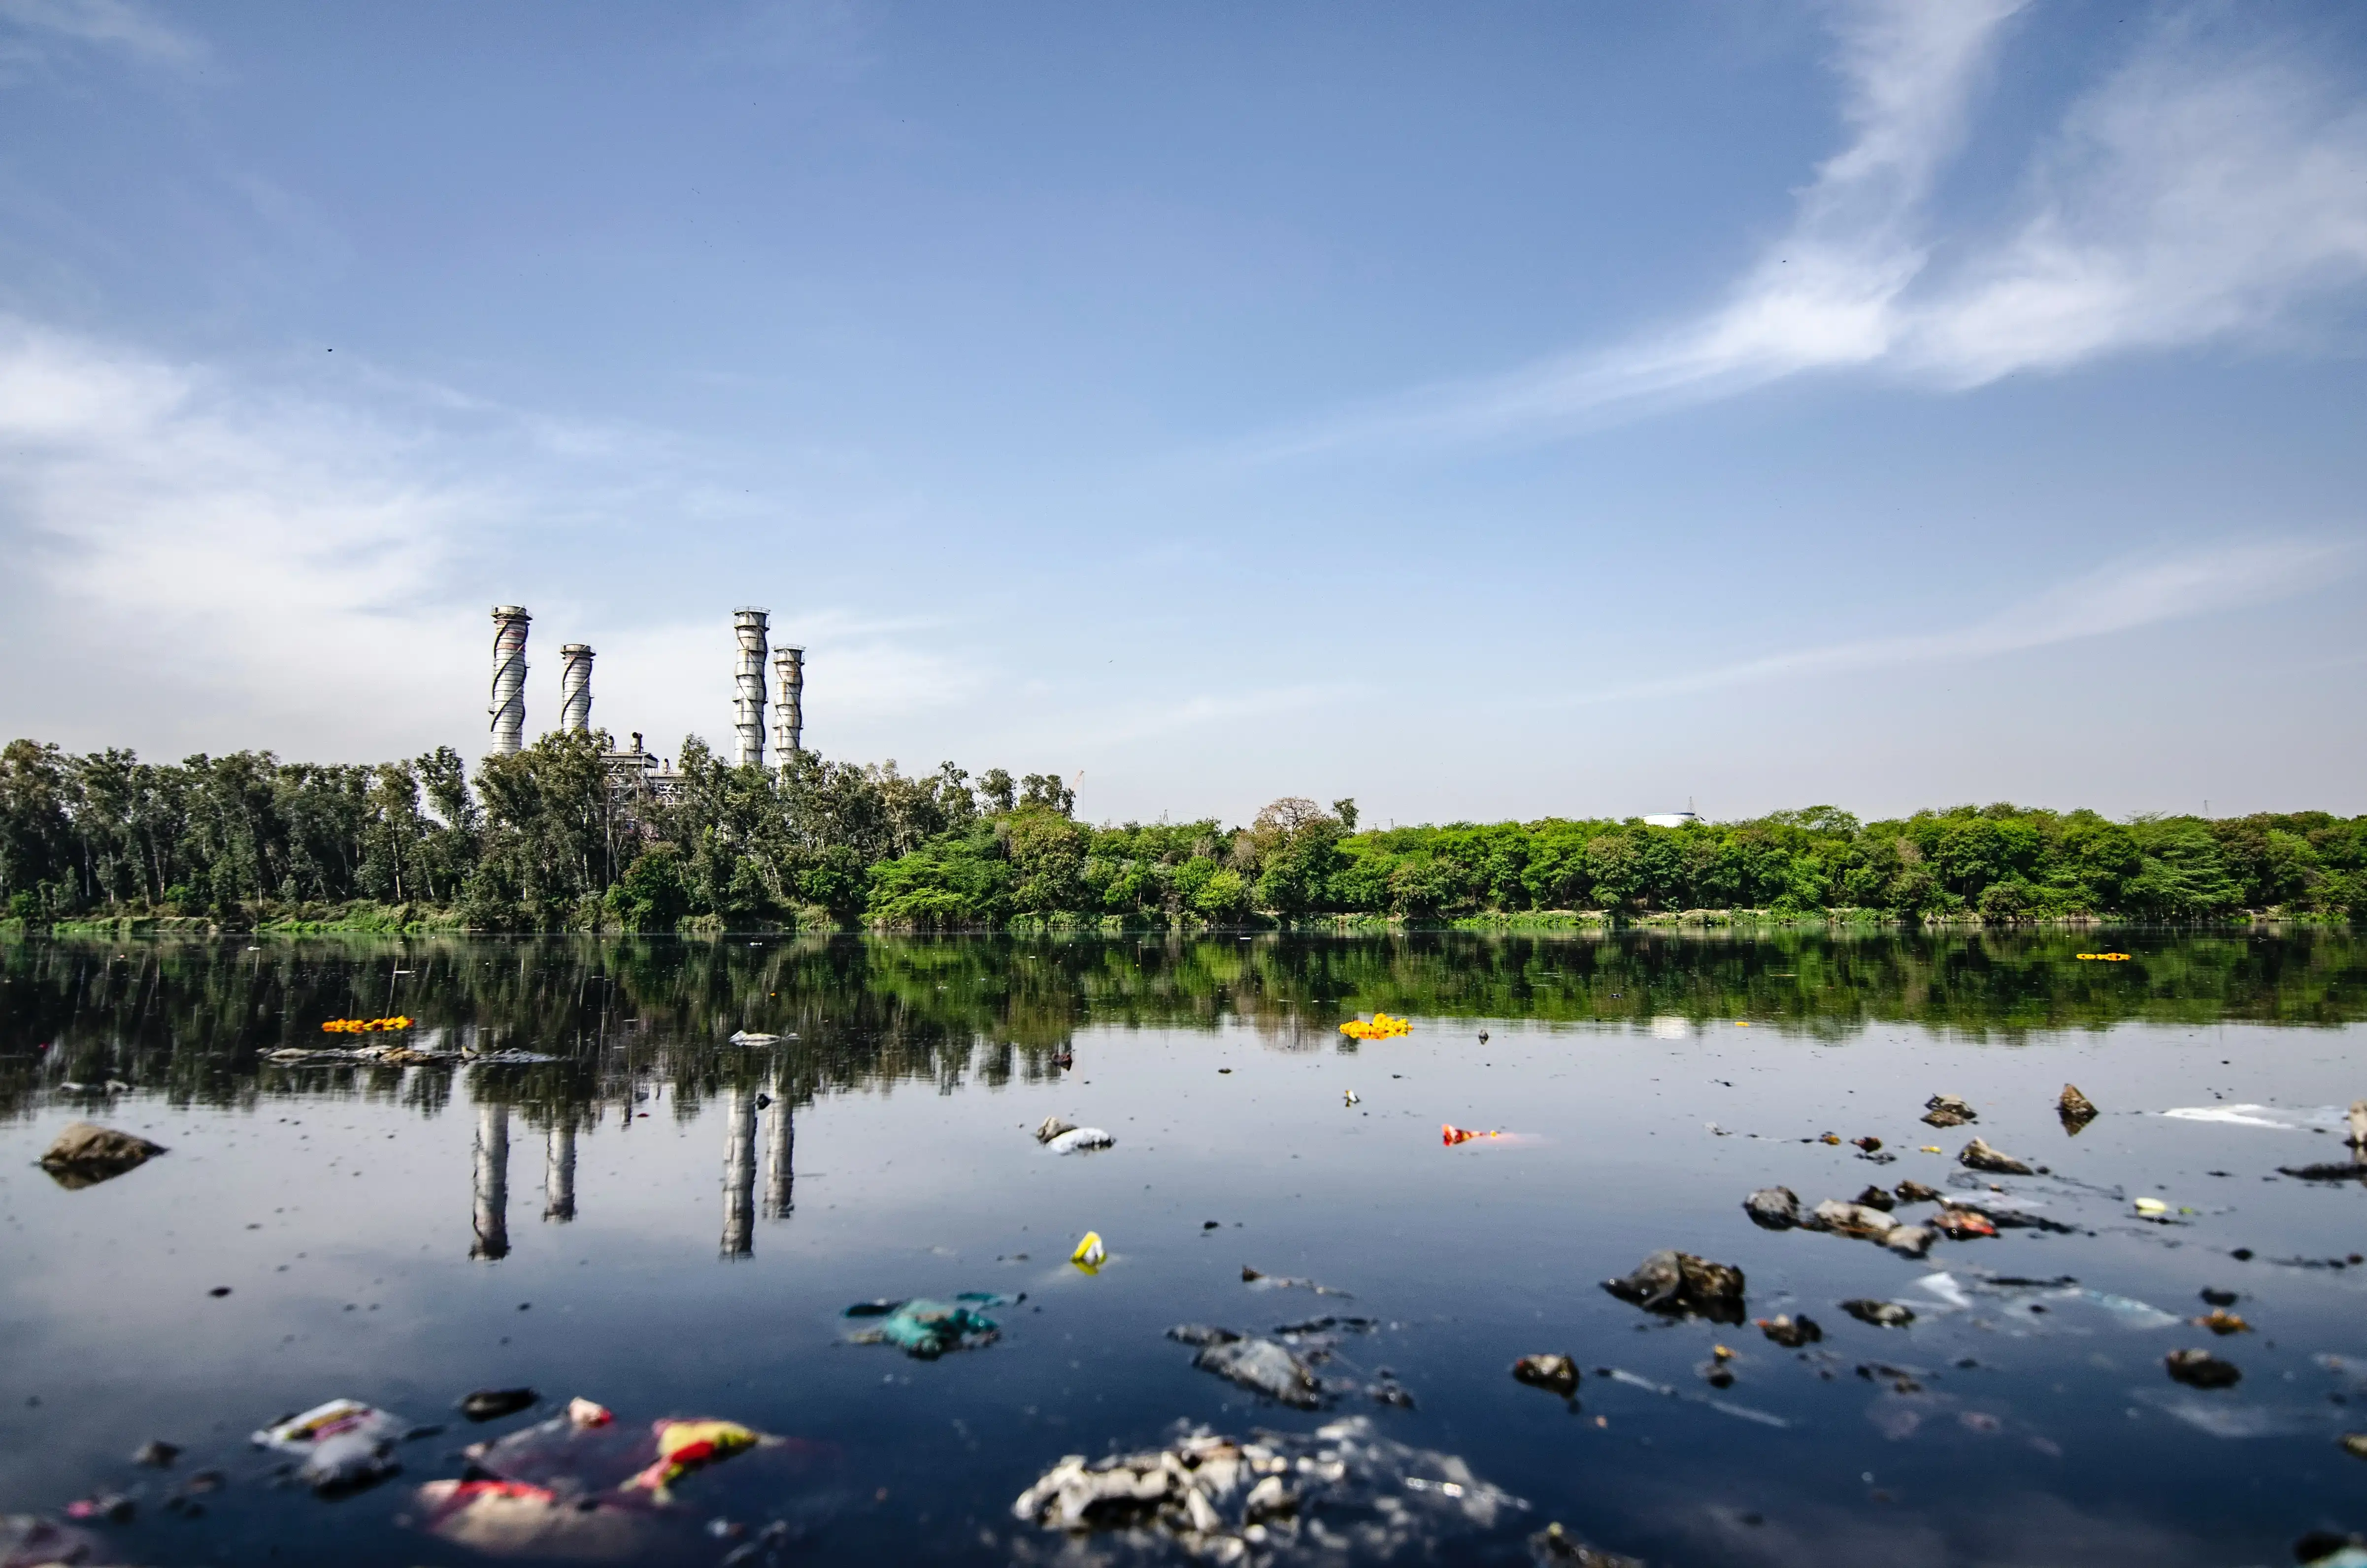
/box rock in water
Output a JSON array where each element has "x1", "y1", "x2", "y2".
[
  {"x1": 1841, "y1": 1299, "x2": 1915, "y2": 1329},
  {"x1": 1883, "y1": 1225, "x2": 1936, "y2": 1259},
  {"x1": 1959, "y1": 1137, "x2": 2034, "y2": 1175},
  {"x1": 1601, "y1": 1250, "x2": 1746, "y2": 1324},
  {"x1": 1758, "y1": 1313, "x2": 1822, "y2": 1348},
  {"x1": 459, "y1": 1388, "x2": 538, "y2": 1423},
  {"x1": 1893, "y1": 1180, "x2": 1944, "y2": 1204},
  {"x1": 1853, "y1": 1184, "x2": 1897, "y2": 1212},
  {"x1": 2058, "y1": 1083, "x2": 2099, "y2": 1134},
  {"x1": 1802, "y1": 1200, "x2": 1896, "y2": 1240},
  {"x1": 1921, "y1": 1094, "x2": 1977, "y2": 1128},
  {"x1": 1742, "y1": 1187, "x2": 1800, "y2": 1230},
  {"x1": 1191, "y1": 1337, "x2": 1325, "y2": 1408},
  {"x1": 1510, "y1": 1354, "x2": 1580, "y2": 1397},
  {"x1": 38, "y1": 1122, "x2": 166, "y2": 1189},
  {"x1": 2164, "y1": 1348, "x2": 2241, "y2": 1389}
]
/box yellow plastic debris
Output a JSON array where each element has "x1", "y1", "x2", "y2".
[
  {"x1": 2134, "y1": 1198, "x2": 2168, "y2": 1215},
  {"x1": 1071, "y1": 1230, "x2": 1106, "y2": 1274}
]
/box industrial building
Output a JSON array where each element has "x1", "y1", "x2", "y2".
[{"x1": 486, "y1": 603, "x2": 806, "y2": 797}]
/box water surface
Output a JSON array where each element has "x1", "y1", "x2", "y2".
[{"x1": 3, "y1": 931, "x2": 2365, "y2": 1566}]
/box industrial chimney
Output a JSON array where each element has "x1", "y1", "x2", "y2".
[
  {"x1": 489, "y1": 605, "x2": 531, "y2": 755},
  {"x1": 771, "y1": 644, "x2": 805, "y2": 762},
  {"x1": 558, "y1": 643, "x2": 594, "y2": 735},
  {"x1": 732, "y1": 608, "x2": 769, "y2": 769}
]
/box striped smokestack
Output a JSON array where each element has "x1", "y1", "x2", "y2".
[
  {"x1": 558, "y1": 643, "x2": 594, "y2": 734},
  {"x1": 489, "y1": 605, "x2": 530, "y2": 755}
]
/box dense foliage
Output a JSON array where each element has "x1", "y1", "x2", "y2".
[{"x1": 3, "y1": 734, "x2": 2362, "y2": 930}]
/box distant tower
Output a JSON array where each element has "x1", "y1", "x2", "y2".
[
  {"x1": 771, "y1": 645, "x2": 805, "y2": 762},
  {"x1": 558, "y1": 643, "x2": 594, "y2": 735},
  {"x1": 732, "y1": 608, "x2": 769, "y2": 769},
  {"x1": 489, "y1": 606, "x2": 531, "y2": 755}
]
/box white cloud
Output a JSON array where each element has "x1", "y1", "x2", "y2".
[
  {"x1": 1270, "y1": 1, "x2": 2367, "y2": 453},
  {"x1": 1558, "y1": 537, "x2": 2349, "y2": 707},
  {"x1": 0, "y1": 317, "x2": 492, "y2": 760}
]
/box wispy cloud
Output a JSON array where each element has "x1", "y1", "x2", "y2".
[
  {"x1": 1557, "y1": 538, "x2": 2349, "y2": 707},
  {"x1": 0, "y1": 0, "x2": 204, "y2": 71},
  {"x1": 0, "y1": 316, "x2": 487, "y2": 756},
  {"x1": 1267, "y1": 2, "x2": 2367, "y2": 455}
]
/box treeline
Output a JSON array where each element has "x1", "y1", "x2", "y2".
[{"x1": 3, "y1": 733, "x2": 2363, "y2": 931}]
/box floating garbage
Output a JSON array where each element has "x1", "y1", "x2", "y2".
[
  {"x1": 2059, "y1": 1083, "x2": 2099, "y2": 1134},
  {"x1": 1044, "y1": 1127, "x2": 1113, "y2": 1155},
  {"x1": 1008, "y1": 1417, "x2": 1524, "y2": 1560},
  {"x1": 1531, "y1": 1521, "x2": 1643, "y2": 1565},
  {"x1": 62, "y1": 1494, "x2": 133, "y2": 1524},
  {"x1": 1338, "y1": 1013, "x2": 1412, "y2": 1040},
  {"x1": 414, "y1": 1478, "x2": 660, "y2": 1559},
  {"x1": 1343, "y1": 1089, "x2": 1359, "y2": 1107},
  {"x1": 845, "y1": 1294, "x2": 1014, "y2": 1358},
  {"x1": 1595, "y1": 1367, "x2": 1791, "y2": 1429},
  {"x1": 1190, "y1": 1335, "x2": 1326, "y2": 1408},
  {"x1": 1922, "y1": 1094, "x2": 1977, "y2": 1129},
  {"x1": 0, "y1": 1514, "x2": 115, "y2": 1568},
  {"x1": 2164, "y1": 1348, "x2": 2241, "y2": 1389},
  {"x1": 2074, "y1": 952, "x2": 2131, "y2": 962},
  {"x1": 1931, "y1": 1207, "x2": 2000, "y2": 1240},
  {"x1": 319, "y1": 1016, "x2": 412, "y2": 1033},
  {"x1": 466, "y1": 1049, "x2": 560, "y2": 1066},
  {"x1": 425, "y1": 1398, "x2": 806, "y2": 1557},
  {"x1": 1241, "y1": 1266, "x2": 1353, "y2": 1298},
  {"x1": 1071, "y1": 1231, "x2": 1106, "y2": 1274},
  {"x1": 2194, "y1": 1309, "x2": 2251, "y2": 1335},
  {"x1": 1441, "y1": 1124, "x2": 1504, "y2": 1146},
  {"x1": 1511, "y1": 1354, "x2": 1580, "y2": 1398},
  {"x1": 1601, "y1": 1250, "x2": 1746, "y2": 1324},
  {"x1": 1742, "y1": 1186, "x2": 1800, "y2": 1230},
  {"x1": 1758, "y1": 1314, "x2": 1822, "y2": 1348},
  {"x1": 2342, "y1": 1433, "x2": 2367, "y2": 1462},
  {"x1": 621, "y1": 1420, "x2": 767, "y2": 1501},
  {"x1": 2161, "y1": 1104, "x2": 2352, "y2": 1131},
  {"x1": 1959, "y1": 1137, "x2": 2034, "y2": 1176},
  {"x1": 133, "y1": 1439, "x2": 180, "y2": 1468},
  {"x1": 461, "y1": 1388, "x2": 539, "y2": 1423},
  {"x1": 252, "y1": 1398, "x2": 414, "y2": 1493},
  {"x1": 727, "y1": 1030, "x2": 786, "y2": 1045},
  {"x1": 1841, "y1": 1300, "x2": 1914, "y2": 1329},
  {"x1": 37, "y1": 1122, "x2": 166, "y2": 1190},
  {"x1": 1034, "y1": 1116, "x2": 1074, "y2": 1144},
  {"x1": 2295, "y1": 1532, "x2": 2367, "y2": 1568}
]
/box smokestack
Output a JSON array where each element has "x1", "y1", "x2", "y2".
[
  {"x1": 489, "y1": 606, "x2": 531, "y2": 755},
  {"x1": 558, "y1": 644, "x2": 593, "y2": 735},
  {"x1": 733, "y1": 608, "x2": 769, "y2": 769},
  {"x1": 771, "y1": 645, "x2": 805, "y2": 762}
]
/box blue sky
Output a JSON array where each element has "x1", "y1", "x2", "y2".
[{"x1": 1, "y1": 0, "x2": 2363, "y2": 826}]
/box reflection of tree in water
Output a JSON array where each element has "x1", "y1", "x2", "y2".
[{"x1": 5, "y1": 932, "x2": 2367, "y2": 1131}]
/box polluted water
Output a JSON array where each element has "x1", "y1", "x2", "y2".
[{"x1": 1, "y1": 929, "x2": 2366, "y2": 1565}]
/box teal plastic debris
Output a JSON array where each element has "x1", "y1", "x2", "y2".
[{"x1": 845, "y1": 1293, "x2": 1018, "y2": 1359}]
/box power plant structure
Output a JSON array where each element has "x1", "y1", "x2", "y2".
[
  {"x1": 732, "y1": 608, "x2": 769, "y2": 769},
  {"x1": 484, "y1": 603, "x2": 810, "y2": 789},
  {"x1": 488, "y1": 606, "x2": 531, "y2": 755},
  {"x1": 558, "y1": 644, "x2": 594, "y2": 734},
  {"x1": 772, "y1": 644, "x2": 805, "y2": 761}
]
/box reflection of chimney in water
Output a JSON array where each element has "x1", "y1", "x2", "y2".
[
  {"x1": 721, "y1": 1086, "x2": 756, "y2": 1259},
  {"x1": 544, "y1": 1118, "x2": 577, "y2": 1223},
  {"x1": 762, "y1": 1086, "x2": 794, "y2": 1220},
  {"x1": 472, "y1": 1103, "x2": 511, "y2": 1260}
]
